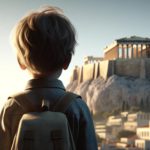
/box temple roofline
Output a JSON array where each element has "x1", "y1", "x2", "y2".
[{"x1": 116, "y1": 36, "x2": 150, "y2": 44}]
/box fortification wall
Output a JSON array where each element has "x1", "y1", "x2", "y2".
[
  {"x1": 115, "y1": 59, "x2": 141, "y2": 78},
  {"x1": 145, "y1": 59, "x2": 150, "y2": 78},
  {"x1": 70, "y1": 58, "x2": 150, "y2": 84},
  {"x1": 70, "y1": 66, "x2": 80, "y2": 82},
  {"x1": 94, "y1": 62, "x2": 100, "y2": 79},
  {"x1": 99, "y1": 60, "x2": 109, "y2": 79},
  {"x1": 82, "y1": 63, "x2": 95, "y2": 82}
]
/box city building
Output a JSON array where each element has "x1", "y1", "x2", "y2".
[
  {"x1": 104, "y1": 36, "x2": 150, "y2": 60},
  {"x1": 107, "y1": 116, "x2": 123, "y2": 126},
  {"x1": 136, "y1": 125, "x2": 150, "y2": 149},
  {"x1": 121, "y1": 112, "x2": 129, "y2": 118},
  {"x1": 135, "y1": 139, "x2": 150, "y2": 150},
  {"x1": 95, "y1": 122, "x2": 111, "y2": 140},
  {"x1": 96, "y1": 112, "x2": 150, "y2": 150},
  {"x1": 124, "y1": 112, "x2": 150, "y2": 131},
  {"x1": 116, "y1": 137, "x2": 135, "y2": 148},
  {"x1": 137, "y1": 126, "x2": 150, "y2": 140},
  {"x1": 136, "y1": 121, "x2": 150, "y2": 141}
]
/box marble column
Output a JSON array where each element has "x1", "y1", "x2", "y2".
[
  {"x1": 117, "y1": 45, "x2": 120, "y2": 59},
  {"x1": 122, "y1": 44, "x2": 124, "y2": 59},
  {"x1": 140, "y1": 44, "x2": 143, "y2": 58},
  {"x1": 136, "y1": 44, "x2": 138, "y2": 58},
  {"x1": 131, "y1": 44, "x2": 134, "y2": 58},
  {"x1": 126, "y1": 44, "x2": 129, "y2": 58},
  {"x1": 146, "y1": 44, "x2": 150, "y2": 58}
]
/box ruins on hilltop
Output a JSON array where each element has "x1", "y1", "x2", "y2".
[
  {"x1": 84, "y1": 56, "x2": 103, "y2": 64},
  {"x1": 70, "y1": 36, "x2": 150, "y2": 84},
  {"x1": 104, "y1": 36, "x2": 150, "y2": 60}
]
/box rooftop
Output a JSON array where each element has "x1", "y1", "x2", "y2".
[
  {"x1": 104, "y1": 36, "x2": 150, "y2": 53},
  {"x1": 116, "y1": 36, "x2": 150, "y2": 43}
]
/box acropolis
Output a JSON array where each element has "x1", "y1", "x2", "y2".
[{"x1": 70, "y1": 36, "x2": 150, "y2": 83}]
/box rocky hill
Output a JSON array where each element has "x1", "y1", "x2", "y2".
[{"x1": 67, "y1": 75, "x2": 150, "y2": 115}]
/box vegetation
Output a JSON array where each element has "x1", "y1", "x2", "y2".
[
  {"x1": 121, "y1": 97, "x2": 150, "y2": 113},
  {"x1": 122, "y1": 101, "x2": 130, "y2": 112},
  {"x1": 111, "y1": 107, "x2": 121, "y2": 116},
  {"x1": 93, "y1": 96, "x2": 150, "y2": 121},
  {"x1": 130, "y1": 106, "x2": 140, "y2": 113},
  {"x1": 93, "y1": 111, "x2": 111, "y2": 121},
  {"x1": 117, "y1": 130, "x2": 136, "y2": 139}
]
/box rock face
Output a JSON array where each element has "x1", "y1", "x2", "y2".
[{"x1": 67, "y1": 75, "x2": 150, "y2": 114}]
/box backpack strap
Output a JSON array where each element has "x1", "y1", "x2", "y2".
[
  {"x1": 9, "y1": 92, "x2": 81, "y2": 113},
  {"x1": 54, "y1": 92, "x2": 80, "y2": 150},
  {"x1": 54, "y1": 92, "x2": 81, "y2": 112},
  {"x1": 10, "y1": 92, "x2": 80, "y2": 150},
  {"x1": 8, "y1": 93, "x2": 38, "y2": 112}
]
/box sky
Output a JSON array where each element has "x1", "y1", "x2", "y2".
[{"x1": 0, "y1": 0, "x2": 150, "y2": 108}]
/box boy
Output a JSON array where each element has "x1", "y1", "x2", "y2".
[{"x1": 0, "y1": 6, "x2": 98, "y2": 150}]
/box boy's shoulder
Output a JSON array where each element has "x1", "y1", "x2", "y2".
[
  {"x1": 7, "y1": 91, "x2": 29, "y2": 106},
  {"x1": 64, "y1": 95, "x2": 91, "y2": 118},
  {"x1": 3, "y1": 90, "x2": 88, "y2": 116},
  {"x1": 8, "y1": 91, "x2": 28, "y2": 100},
  {"x1": 0, "y1": 91, "x2": 28, "y2": 118},
  {"x1": 2, "y1": 90, "x2": 31, "y2": 110}
]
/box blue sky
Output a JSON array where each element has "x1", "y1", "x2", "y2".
[{"x1": 0, "y1": 0, "x2": 150, "y2": 106}]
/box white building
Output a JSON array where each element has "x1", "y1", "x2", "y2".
[
  {"x1": 124, "y1": 112, "x2": 150, "y2": 131},
  {"x1": 116, "y1": 137, "x2": 136, "y2": 149},
  {"x1": 135, "y1": 139, "x2": 150, "y2": 150},
  {"x1": 135, "y1": 117, "x2": 150, "y2": 149},
  {"x1": 124, "y1": 121, "x2": 137, "y2": 131},
  {"x1": 107, "y1": 116, "x2": 123, "y2": 126},
  {"x1": 137, "y1": 125, "x2": 150, "y2": 140},
  {"x1": 120, "y1": 137, "x2": 135, "y2": 146},
  {"x1": 121, "y1": 112, "x2": 129, "y2": 118},
  {"x1": 95, "y1": 123, "x2": 111, "y2": 139}
]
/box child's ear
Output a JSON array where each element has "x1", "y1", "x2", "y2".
[
  {"x1": 63, "y1": 55, "x2": 72, "y2": 70},
  {"x1": 17, "y1": 57, "x2": 26, "y2": 70}
]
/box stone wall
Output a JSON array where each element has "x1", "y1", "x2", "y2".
[
  {"x1": 70, "y1": 58, "x2": 150, "y2": 84},
  {"x1": 99, "y1": 60, "x2": 110, "y2": 79},
  {"x1": 104, "y1": 45, "x2": 118, "y2": 60},
  {"x1": 115, "y1": 59, "x2": 141, "y2": 78},
  {"x1": 82, "y1": 63, "x2": 95, "y2": 82},
  {"x1": 145, "y1": 59, "x2": 150, "y2": 78}
]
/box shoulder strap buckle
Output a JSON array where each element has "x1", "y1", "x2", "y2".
[{"x1": 41, "y1": 99, "x2": 50, "y2": 111}]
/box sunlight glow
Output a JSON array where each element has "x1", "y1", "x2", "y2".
[{"x1": 0, "y1": 66, "x2": 29, "y2": 111}]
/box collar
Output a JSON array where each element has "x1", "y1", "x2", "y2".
[{"x1": 25, "y1": 77, "x2": 65, "y2": 91}]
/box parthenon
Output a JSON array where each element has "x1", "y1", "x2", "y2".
[
  {"x1": 70, "y1": 36, "x2": 150, "y2": 84},
  {"x1": 104, "y1": 36, "x2": 150, "y2": 60}
]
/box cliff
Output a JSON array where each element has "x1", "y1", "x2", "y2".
[{"x1": 67, "y1": 75, "x2": 150, "y2": 115}]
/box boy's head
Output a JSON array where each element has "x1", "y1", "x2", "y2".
[{"x1": 12, "y1": 6, "x2": 76, "y2": 76}]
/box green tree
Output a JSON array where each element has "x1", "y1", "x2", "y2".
[
  {"x1": 112, "y1": 107, "x2": 121, "y2": 116},
  {"x1": 130, "y1": 106, "x2": 140, "y2": 113},
  {"x1": 140, "y1": 98, "x2": 144, "y2": 111},
  {"x1": 122, "y1": 101, "x2": 126, "y2": 112},
  {"x1": 125, "y1": 101, "x2": 130, "y2": 111},
  {"x1": 117, "y1": 130, "x2": 136, "y2": 139},
  {"x1": 145, "y1": 96, "x2": 150, "y2": 112}
]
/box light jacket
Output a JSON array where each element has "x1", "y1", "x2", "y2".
[{"x1": 0, "y1": 77, "x2": 98, "y2": 150}]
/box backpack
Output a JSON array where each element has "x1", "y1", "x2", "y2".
[{"x1": 11, "y1": 92, "x2": 79, "y2": 150}]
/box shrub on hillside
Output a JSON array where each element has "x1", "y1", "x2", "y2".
[{"x1": 117, "y1": 130, "x2": 136, "y2": 139}]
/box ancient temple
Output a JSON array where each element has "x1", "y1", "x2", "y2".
[{"x1": 104, "y1": 36, "x2": 150, "y2": 60}]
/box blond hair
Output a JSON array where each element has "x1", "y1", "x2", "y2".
[{"x1": 12, "y1": 6, "x2": 76, "y2": 75}]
